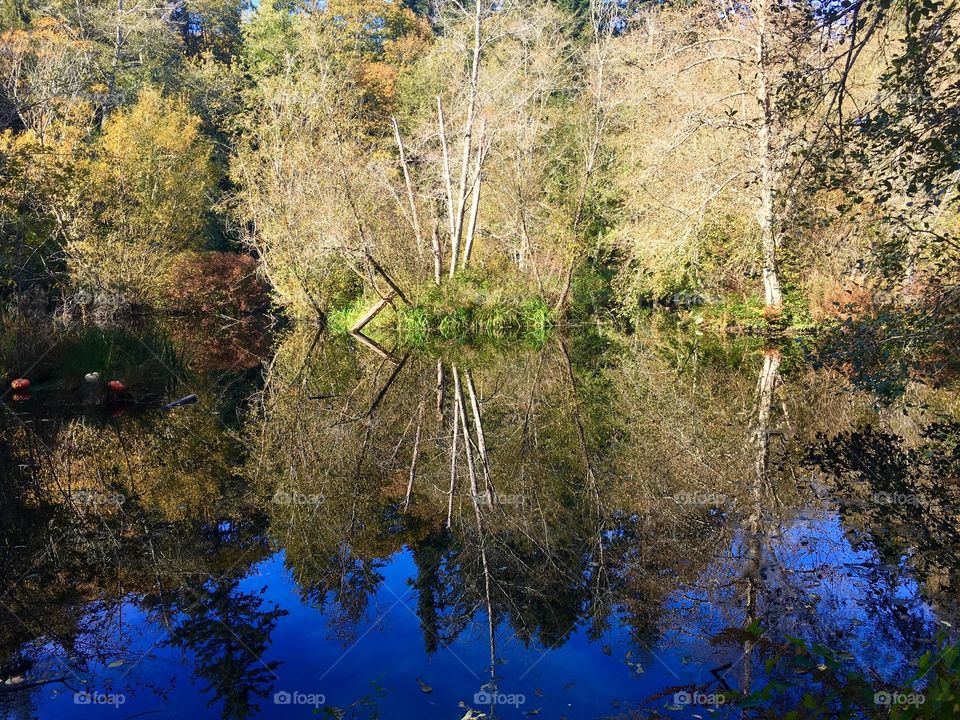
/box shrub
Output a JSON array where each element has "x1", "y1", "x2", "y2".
[{"x1": 67, "y1": 88, "x2": 216, "y2": 305}]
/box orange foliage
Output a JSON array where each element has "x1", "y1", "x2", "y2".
[
  {"x1": 818, "y1": 280, "x2": 876, "y2": 321},
  {"x1": 360, "y1": 61, "x2": 399, "y2": 111},
  {"x1": 322, "y1": 0, "x2": 432, "y2": 112}
]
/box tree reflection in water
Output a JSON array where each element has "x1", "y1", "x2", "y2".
[{"x1": 0, "y1": 320, "x2": 957, "y2": 718}]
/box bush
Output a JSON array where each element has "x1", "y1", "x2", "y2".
[{"x1": 67, "y1": 88, "x2": 216, "y2": 305}]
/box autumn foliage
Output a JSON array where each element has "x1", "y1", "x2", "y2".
[{"x1": 164, "y1": 252, "x2": 267, "y2": 315}]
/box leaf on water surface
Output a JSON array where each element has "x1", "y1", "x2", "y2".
[
  {"x1": 416, "y1": 677, "x2": 432, "y2": 693},
  {"x1": 525, "y1": 709, "x2": 541, "y2": 716},
  {"x1": 601, "y1": 644, "x2": 612, "y2": 655},
  {"x1": 107, "y1": 660, "x2": 124, "y2": 668}
]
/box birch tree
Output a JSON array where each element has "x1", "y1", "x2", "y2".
[{"x1": 609, "y1": 0, "x2": 857, "y2": 312}]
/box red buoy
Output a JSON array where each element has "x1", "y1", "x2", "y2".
[
  {"x1": 10, "y1": 378, "x2": 29, "y2": 390},
  {"x1": 106, "y1": 380, "x2": 127, "y2": 393}
]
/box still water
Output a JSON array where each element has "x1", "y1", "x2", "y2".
[{"x1": 0, "y1": 317, "x2": 956, "y2": 718}]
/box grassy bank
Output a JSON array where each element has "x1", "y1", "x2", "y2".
[{"x1": 327, "y1": 277, "x2": 555, "y2": 348}]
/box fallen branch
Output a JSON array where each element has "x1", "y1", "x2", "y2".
[{"x1": 350, "y1": 291, "x2": 396, "y2": 333}]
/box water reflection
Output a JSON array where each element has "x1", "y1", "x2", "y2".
[{"x1": 0, "y1": 318, "x2": 957, "y2": 718}]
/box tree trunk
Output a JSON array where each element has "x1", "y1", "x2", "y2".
[
  {"x1": 461, "y1": 119, "x2": 487, "y2": 271},
  {"x1": 391, "y1": 117, "x2": 424, "y2": 257},
  {"x1": 447, "y1": 375, "x2": 460, "y2": 529},
  {"x1": 404, "y1": 403, "x2": 423, "y2": 512},
  {"x1": 450, "y1": 0, "x2": 483, "y2": 278},
  {"x1": 465, "y1": 370, "x2": 495, "y2": 504},
  {"x1": 453, "y1": 368, "x2": 481, "y2": 501},
  {"x1": 753, "y1": 348, "x2": 781, "y2": 478},
  {"x1": 431, "y1": 220, "x2": 443, "y2": 287},
  {"x1": 437, "y1": 97, "x2": 456, "y2": 242},
  {"x1": 435, "y1": 360, "x2": 445, "y2": 420},
  {"x1": 756, "y1": 0, "x2": 783, "y2": 311},
  {"x1": 350, "y1": 291, "x2": 395, "y2": 333}
]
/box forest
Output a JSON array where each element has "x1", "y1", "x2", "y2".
[
  {"x1": 1, "y1": 1, "x2": 960, "y2": 719},
  {"x1": 0, "y1": 0, "x2": 957, "y2": 341}
]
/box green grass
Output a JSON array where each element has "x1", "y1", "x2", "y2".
[
  {"x1": 673, "y1": 284, "x2": 819, "y2": 338},
  {"x1": 326, "y1": 275, "x2": 555, "y2": 348},
  {"x1": 325, "y1": 295, "x2": 373, "y2": 335},
  {"x1": 396, "y1": 297, "x2": 552, "y2": 347},
  {"x1": 397, "y1": 275, "x2": 553, "y2": 347},
  {"x1": 1, "y1": 324, "x2": 186, "y2": 397}
]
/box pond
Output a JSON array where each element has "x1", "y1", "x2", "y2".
[{"x1": 0, "y1": 317, "x2": 957, "y2": 719}]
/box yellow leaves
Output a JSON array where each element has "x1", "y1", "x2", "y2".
[
  {"x1": 68, "y1": 88, "x2": 217, "y2": 303},
  {"x1": 0, "y1": 117, "x2": 83, "y2": 242},
  {"x1": 325, "y1": 0, "x2": 428, "y2": 57},
  {"x1": 0, "y1": 15, "x2": 96, "y2": 138},
  {"x1": 95, "y1": 88, "x2": 208, "y2": 197},
  {"x1": 384, "y1": 27, "x2": 433, "y2": 67}
]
